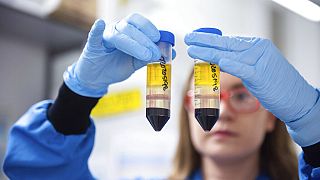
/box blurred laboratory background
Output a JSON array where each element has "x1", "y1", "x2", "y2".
[{"x1": 0, "y1": 0, "x2": 319, "y2": 179}]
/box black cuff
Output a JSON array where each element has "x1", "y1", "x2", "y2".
[
  {"x1": 47, "y1": 82, "x2": 100, "y2": 135},
  {"x1": 302, "y1": 141, "x2": 320, "y2": 167}
]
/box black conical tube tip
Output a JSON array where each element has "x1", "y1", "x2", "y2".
[
  {"x1": 195, "y1": 108, "x2": 219, "y2": 131},
  {"x1": 146, "y1": 108, "x2": 170, "y2": 131}
]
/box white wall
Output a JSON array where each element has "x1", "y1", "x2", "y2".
[{"x1": 272, "y1": 5, "x2": 320, "y2": 87}]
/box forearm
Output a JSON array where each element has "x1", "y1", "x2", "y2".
[
  {"x1": 48, "y1": 82, "x2": 100, "y2": 135},
  {"x1": 303, "y1": 142, "x2": 320, "y2": 167}
]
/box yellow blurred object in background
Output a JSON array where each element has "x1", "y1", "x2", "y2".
[
  {"x1": 91, "y1": 88, "x2": 142, "y2": 118},
  {"x1": 118, "y1": 0, "x2": 129, "y2": 6}
]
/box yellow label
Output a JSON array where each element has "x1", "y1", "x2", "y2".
[
  {"x1": 147, "y1": 63, "x2": 171, "y2": 90},
  {"x1": 194, "y1": 62, "x2": 220, "y2": 90},
  {"x1": 91, "y1": 88, "x2": 142, "y2": 118}
]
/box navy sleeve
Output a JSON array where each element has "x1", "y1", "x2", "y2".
[
  {"x1": 47, "y1": 82, "x2": 99, "y2": 135},
  {"x1": 302, "y1": 142, "x2": 320, "y2": 168}
]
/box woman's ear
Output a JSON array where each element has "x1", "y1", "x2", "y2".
[
  {"x1": 184, "y1": 90, "x2": 194, "y2": 111},
  {"x1": 266, "y1": 112, "x2": 277, "y2": 132}
]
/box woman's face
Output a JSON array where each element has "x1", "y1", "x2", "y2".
[{"x1": 185, "y1": 72, "x2": 276, "y2": 161}]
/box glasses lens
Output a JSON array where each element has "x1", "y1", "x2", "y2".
[{"x1": 229, "y1": 89, "x2": 259, "y2": 113}]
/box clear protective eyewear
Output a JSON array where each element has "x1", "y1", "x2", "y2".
[{"x1": 220, "y1": 87, "x2": 260, "y2": 113}]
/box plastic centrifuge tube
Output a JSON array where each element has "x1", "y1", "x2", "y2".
[
  {"x1": 146, "y1": 30, "x2": 175, "y2": 131},
  {"x1": 193, "y1": 28, "x2": 222, "y2": 131}
]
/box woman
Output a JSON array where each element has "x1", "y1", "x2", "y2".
[
  {"x1": 3, "y1": 14, "x2": 320, "y2": 179},
  {"x1": 170, "y1": 71, "x2": 298, "y2": 179}
]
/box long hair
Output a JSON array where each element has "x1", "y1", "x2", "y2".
[{"x1": 169, "y1": 71, "x2": 298, "y2": 180}]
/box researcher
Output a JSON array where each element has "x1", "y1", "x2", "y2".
[{"x1": 3, "y1": 13, "x2": 320, "y2": 180}]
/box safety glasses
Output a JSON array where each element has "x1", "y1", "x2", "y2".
[
  {"x1": 220, "y1": 87, "x2": 260, "y2": 113},
  {"x1": 186, "y1": 87, "x2": 260, "y2": 113}
]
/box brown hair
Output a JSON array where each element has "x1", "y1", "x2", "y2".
[{"x1": 169, "y1": 71, "x2": 298, "y2": 180}]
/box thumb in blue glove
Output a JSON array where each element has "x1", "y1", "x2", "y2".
[
  {"x1": 64, "y1": 14, "x2": 164, "y2": 98},
  {"x1": 185, "y1": 32, "x2": 319, "y2": 146}
]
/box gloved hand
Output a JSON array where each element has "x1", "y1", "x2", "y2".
[
  {"x1": 64, "y1": 14, "x2": 163, "y2": 98},
  {"x1": 185, "y1": 32, "x2": 320, "y2": 147}
]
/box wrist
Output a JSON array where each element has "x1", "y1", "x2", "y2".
[
  {"x1": 47, "y1": 82, "x2": 99, "y2": 135},
  {"x1": 302, "y1": 141, "x2": 320, "y2": 167},
  {"x1": 271, "y1": 69, "x2": 319, "y2": 122},
  {"x1": 63, "y1": 64, "x2": 109, "y2": 98},
  {"x1": 286, "y1": 89, "x2": 320, "y2": 146}
]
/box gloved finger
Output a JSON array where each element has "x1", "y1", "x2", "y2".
[
  {"x1": 125, "y1": 13, "x2": 160, "y2": 42},
  {"x1": 116, "y1": 20, "x2": 161, "y2": 60},
  {"x1": 185, "y1": 33, "x2": 258, "y2": 52},
  {"x1": 133, "y1": 59, "x2": 149, "y2": 70},
  {"x1": 133, "y1": 49, "x2": 175, "y2": 70},
  {"x1": 218, "y1": 58, "x2": 256, "y2": 81},
  {"x1": 172, "y1": 49, "x2": 176, "y2": 60},
  {"x1": 237, "y1": 39, "x2": 270, "y2": 65},
  {"x1": 110, "y1": 33, "x2": 153, "y2": 61},
  {"x1": 87, "y1": 19, "x2": 106, "y2": 48},
  {"x1": 233, "y1": 36, "x2": 257, "y2": 41},
  {"x1": 187, "y1": 45, "x2": 236, "y2": 63}
]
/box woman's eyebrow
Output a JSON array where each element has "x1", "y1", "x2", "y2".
[{"x1": 230, "y1": 83, "x2": 245, "y2": 90}]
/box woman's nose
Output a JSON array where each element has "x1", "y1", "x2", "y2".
[
  {"x1": 219, "y1": 99, "x2": 234, "y2": 121},
  {"x1": 220, "y1": 99, "x2": 227, "y2": 114}
]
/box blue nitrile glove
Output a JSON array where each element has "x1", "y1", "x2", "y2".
[
  {"x1": 64, "y1": 13, "x2": 166, "y2": 98},
  {"x1": 185, "y1": 32, "x2": 320, "y2": 147}
]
